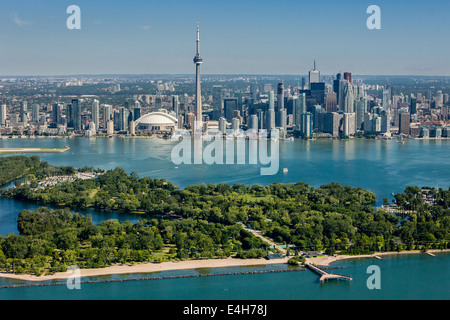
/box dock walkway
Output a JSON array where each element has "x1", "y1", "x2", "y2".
[{"x1": 305, "y1": 263, "x2": 352, "y2": 282}]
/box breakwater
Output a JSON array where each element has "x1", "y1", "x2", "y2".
[{"x1": 0, "y1": 266, "x2": 349, "y2": 289}]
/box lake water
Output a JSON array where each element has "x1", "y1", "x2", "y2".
[
  {"x1": 0, "y1": 253, "x2": 448, "y2": 300},
  {"x1": 0, "y1": 137, "x2": 449, "y2": 300}
]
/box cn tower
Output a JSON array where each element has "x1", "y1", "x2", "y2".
[{"x1": 193, "y1": 20, "x2": 203, "y2": 128}]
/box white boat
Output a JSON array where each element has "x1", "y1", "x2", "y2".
[{"x1": 283, "y1": 168, "x2": 288, "y2": 173}]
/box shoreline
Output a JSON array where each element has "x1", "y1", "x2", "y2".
[
  {"x1": 1, "y1": 249, "x2": 448, "y2": 283},
  {"x1": 0, "y1": 147, "x2": 69, "y2": 156}
]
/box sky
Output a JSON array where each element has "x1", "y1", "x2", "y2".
[{"x1": 0, "y1": 0, "x2": 450, "y2": 76}]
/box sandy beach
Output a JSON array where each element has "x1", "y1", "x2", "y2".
[
  {"x1": 1, "y1": 249, "x2": 448, "y2": 282},
  {"x1": 0, "y1": 147, "x2": 69, "y2": 155}
]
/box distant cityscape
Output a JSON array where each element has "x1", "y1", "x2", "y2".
[
  {"x1": 1, "y1": 71, "x2": 450, "y2": 140},
  {"x1": 0, "y1": 25, "x2": 450, "y2": 140}
]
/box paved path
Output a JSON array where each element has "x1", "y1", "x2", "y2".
[{"x1": 239, "y1": 223, "x2": 287, "y2": 254}]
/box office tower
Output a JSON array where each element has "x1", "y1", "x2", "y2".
[
  {"x1": 212, "y1": 85, "x2": 223, "y2": 120},
  {"x1": 420, "y1": 127, "x2": 429, "y2": 138},
  {"x1": 177, "y1": 114, "x2": 184, "y2": 129},
  {"x1": 410, "y1": 97, "x2": 417, "y2": 115},
  {"x1": 326, "y1": 92, "x2": 338, "y2": 112},
  {"x1": 0, "y1": 104, "x2": 6, "y2": 127},
  {"x1": 119, "y1": 107, "x2": 129, "y2": 131},
  {"x1": 107, "y1": 120, "x2": 114, "y2": 135},
  {"x1": 355, "y1": 85, "x2": 364, "y2": 101},
  {"x1": 437, "y1": 90, "x2": 444, "y2": 107},
  {"x1": 266, "y1": 108, "x2": 275, "y2": 131},
  {"x1": 323, "y1": 112, "x2": 342, "y2": 137},
  {"x1": 92, "y1": 99, "x2": 100, "y2": 131},
  {"x1": 343, "y1": 72, "x2": 352, "y2": 84},
  {"x1": 52, "y1": 103, "x2": 62, "y2": 125},
  {"x1": 103, "y1": 105, "x2": 112, "y2": 128},
  {"x1": 333, "y1": 73, "x2": 342, "y2": 98},
  {"x1": 172, "y1": 95, "x2": 179, "y2": 117},
  {"x1": 300, "y1": 113, "x2": 313, "y2": 138},
  {"x1": 20, "y1": 101, "x2": 28, "y2": 125},
  {"x1": 293, "y1": 94, "x2": 306, "y2": 130},
  {"x1": 301, "y1": 77, "x2": 306, "y2": 90},
  {"x1": 219, "y1": 117, "x2": 227, "y2": 134},
  {"x1": 288, "y1": 96, "x2": 297, "y2": 116},
  {"x1": 297, "y1": 93, "x2": 307, "y2": 114},
  {"x1": 308, "y1": 60, "x2": 320, "y2": 88},
  {"x1": 373, "y1": 115, "x2": 381, "y2": 133},
  {"x1": 268, "y1": 90, "x2": 275, "y2": 111},
  {"x1": 133, "y1": 107, "x2": 141, "y2": 121},
  {"x1": 113, "y1": 110, "x2": 120, "y2": 130},
  {"x1": 67, "y1": 103, "x2": 73, "y2": 127},
  {"x1": 277, "y1": 108, "x2": 287, "y2": 130},
  {"x1": 343, "y1": 83, "x2": 354, "y2": 113},
  {"x1": 193, "y1": 21, "x2": 203, "y2": 128},
  {"x1": 382, "y1": 89, "x2": 389, "y2": 110},
  {"x1": 343, "y1": 113, "x2": 356, "y2": 136},
  {"x1": 311, "y1": 105, "x2": 323, "y2": 130},
  {"x1": 130, "y1": 121, "x2": 136, "y2": 135},
  {"x1": 72, "y1": 99, "x2": 82, "y2": 131},
  {"x1": 277, "y1": 83, "x2": 284, "y2": 111},
  {"x1": 444, "y1": 93, "x2": 449, "y2": 105},
  {"x1": 381, "y1": 110, "x2": 390, "y2": 134},
  {"x1": 355, "y1": 99, "x2": 366, "y2": 130},
  {"x1": 266, "y1": 90, "x2": 276, "y2": 130},
  {"x1": 232, "y1": 117, "x2": 240, "y2": 131},
  {"x1": 263, "y1": 84, "x2": 272, "y2": 92},
  {"x1": 155, "y1": 96, "x2": 162, "y2": 110},
  {"x1": 399, "y1": 112, "x2": 410, "y2": 135},
  {"x1": 128, "y1": 108, "x2": 135, "y2": 125},
  {"x1": 310, "y1": 82, "x2": 325, "y2": 106},
  {"x1": 31, "y1": 104, "x2": 40, "y2": 123},
  {"x1": 257, "y1": 109, "x2": 264, "y2": 130},
  {"x1": 224, "y1": 98, "x2": 238, "y2": 123},
  {"x1": 364, "y1": 113, "x2": 373, "y2": 133},
  {"x1": 86, "y1": 121, "x2": 97, "y2": 137},
  {"x1": 249, "y1": 114, "x2": 258, "y2": 131},
  {"x1": 338, "y1": 79, "x2": 347, "y2": 110}
]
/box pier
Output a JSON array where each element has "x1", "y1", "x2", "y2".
[{"x1": 305, "y1": 263, "x2": 352, "y2": 282}]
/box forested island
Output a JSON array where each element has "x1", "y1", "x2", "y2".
[{"x1": 0, "y1": 156, "x2": 449, "y2": 276}]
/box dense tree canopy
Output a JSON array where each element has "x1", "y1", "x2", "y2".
[{"x1": 1, "y1": 157, "x2": 449, "y2": 275}]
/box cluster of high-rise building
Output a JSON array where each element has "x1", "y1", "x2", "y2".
[{"x1": 196, "y1": 63, "x2": 385, "y2": 139}]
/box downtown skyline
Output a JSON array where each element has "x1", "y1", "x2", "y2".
[{"x1": 0, "y1": 0, "x2": 450, "y2": 76}]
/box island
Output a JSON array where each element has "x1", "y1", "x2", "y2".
[{"x1": 0, "y1": 156, "x2": 449, "y2": 279}]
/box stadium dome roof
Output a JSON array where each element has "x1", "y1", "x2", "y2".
[{"x1": 135, "y1": 112, "x2": 178, "y2": 125}]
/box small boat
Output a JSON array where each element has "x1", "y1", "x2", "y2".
[{"x1": 283, "y1": 168, "x2": 288, "y2": 173}]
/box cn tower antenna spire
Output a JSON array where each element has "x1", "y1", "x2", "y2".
[
  {"x1": 193, "y1": 20, "x2": 203, "y2": 129},
  {"x1": 196, "y1": 20, "x2": 200, "y2": 54}
]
